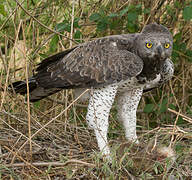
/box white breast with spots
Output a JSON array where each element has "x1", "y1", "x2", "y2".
[
  {"x1": 74, "y1": 74, "x2": 162, "y2": 101},
  {"x1": 117, "y1": 73, "x2": 161, "y2": 93}
]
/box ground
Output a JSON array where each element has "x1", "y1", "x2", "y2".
[{"x1": 0, "y1": 90, "x2": 191, "y2": 179}]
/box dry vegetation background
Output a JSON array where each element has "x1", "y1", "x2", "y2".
[{"x1": 0, "y1": 0, "x2": 192, "y2": 179}]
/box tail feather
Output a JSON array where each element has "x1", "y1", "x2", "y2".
[
  {"x1": 9, "y1": 78, "x2": 60, "y2": 102},
  {"x1": 29, "y1": 87, "x2": 60, "y2": 102},
  {"x1": 9, "y1": 78, "x2": 37, "y2": 95}
]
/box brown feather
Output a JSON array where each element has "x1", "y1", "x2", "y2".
[{"x1": 35, "y1": 35, "x2": 143, "y2": 89}]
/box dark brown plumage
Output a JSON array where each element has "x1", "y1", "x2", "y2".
[
  {"x1": 10, "y1": 23, "x2": 173, "y2": 103},
  {"x1": 35, "y1": 35, "x2": 143, "y2": 89},
  {"x1": 11, "y1": 34, "x2": 146, "y2": 102}
]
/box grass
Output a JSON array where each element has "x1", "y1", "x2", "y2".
[
  {"x1": 0, "y1": 91, "x2": 191, "y2": 179},
  {"x1": 0, "y1": 0, "x2": 192, "y2": 179}
]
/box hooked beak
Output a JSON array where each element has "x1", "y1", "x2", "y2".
[{"x1": 156, "y1": 45, "x2": 165, "y2": 60}]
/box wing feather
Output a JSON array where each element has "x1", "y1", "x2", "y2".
[{"x1": 35, "y1": 35, "x2": 143, "y2": 89}]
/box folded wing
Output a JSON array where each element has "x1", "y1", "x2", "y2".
[{"x1": 35, "y1": 36, "x2": 143, "y2": 89}]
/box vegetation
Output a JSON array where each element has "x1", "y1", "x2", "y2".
[{"x1": 0, "y1": 0, "x2": 192, "y2": 179}]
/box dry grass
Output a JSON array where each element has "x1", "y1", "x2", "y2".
[{"x1": 0, "y1": 0, "x2": 192, "y2": 179}]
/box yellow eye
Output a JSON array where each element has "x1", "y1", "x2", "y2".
[
  {"x1": 164, "y1": 43, "x2": 170, "y2": 49},
  {"x1": 146, "y1": 42, "x2": 153, "y2": 49}
]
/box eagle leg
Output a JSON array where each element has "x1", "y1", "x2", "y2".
[
  {"x1": 117, "y1": 87, "x2": 143, "y2": 143},
  {"x1": 86, "y1": 85, "x2": 118, "y2": 157}
]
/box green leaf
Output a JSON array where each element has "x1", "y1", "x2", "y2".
[
  {"x1": 158, "y1": 98, "x2": 168, "y2": 113},
  {"x1": 174, "y1": 1, "x2": 181, "y2": 8},
  {"x1": 74, "y1": 30, "x2": 82, "y2": 42},
  {"x1": 144, "y1": 104, "x2": 154, "y2": 113},
  {"x1": 56, "y1": 20, "x2": 71, "y2": 33},
  {"x1": 186, "y1": 49, "x2": 192, "y2": 61},
  {"x1": 0, "y1": 4, "x2": 7, "y2": 17},
  {"x1": 162, "y1": 98, "x2": 168, "y2": 105},
  {"x1": 97, "y1": 21, "x2": 108, "y2": 31},
  {"x1": 109, "y1": 19, "x2": 121, "y2": 30},
  {"x1": 168, "y1": 104, "x2": 177, "y2": 110},
  {"x1": 119, "y1": 7, "x2": 129, "y2": 16},
  {"x1": 166, "y1": 5, "x2": 174, "y2": 16},
  {"x1": 154, "y1": 164, "x2": 158, "y2": 174},
  {"x1": 183, "y1": 6, "x2": 192, "y2": 20},
  {"x1": 127, "y1": 12, "x2": 138, "y2": 22},
  {"x1": 89, "y1": 13, "x2": 101, "y2": 21},
  {"x1": 172, "y1": 43, "x2": 180, "y2": 59},
  {"x1": 74, "y1": 18, "x2": 80, "y2": 28},
  {"x1": 108, "y1": 13, "x2": 118, "y2": 18},
  {"x1": 135, "y1": 4, "x2": 142, "y2": 10},
  {"x1": 39, "y1": 53, "x2": 48, "y2": 59},
  {"x1": 49, "y1": 34, "x2": 59, "y2": 52},
  {"x1": 34, "y1": 101, "x2": 40, "y2": 109},
  {"x1": 175, "y1": 144, "x2": 184, "y2": 153},
  {"x1": 179, "y1": 42, "x2": 187, "y2": 51},
  {"x1": 126, "y1": 22, "x2": 137, "y2": 33},
  {"x1": 159, "y1": 103, "x2": 167, "y2": 113},
  {"x1": 99, "y1": 8, "x2": 105, "y2": 16},
  {"x1": 177, "y1": 116, "x2": 184, "y2": 125},
  {"x1": 174, "y1": 32, "x2": 182, "y2": 42},
  {"x1": 143, "y1": 8, "x2": 150, "y2": 14},
  {"x1": 127, "y1": 4, "x2": 135, "y2": 11}
]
